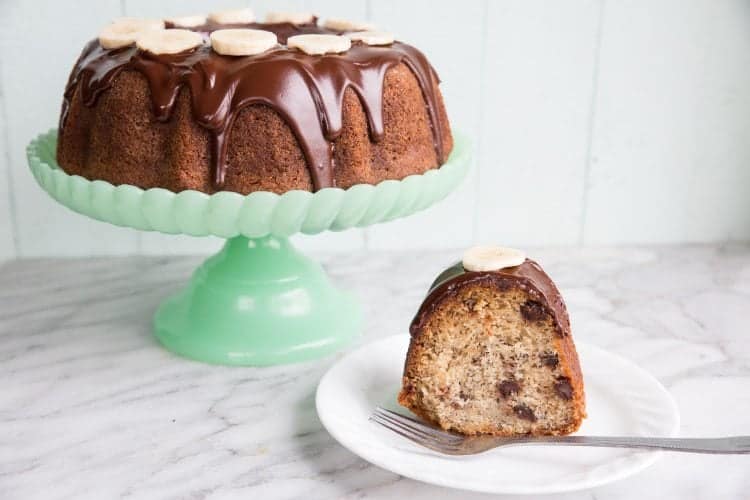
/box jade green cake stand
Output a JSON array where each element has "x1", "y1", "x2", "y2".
[{"x1": 27, "y1": 130, "x2": 471, "y2": 365}]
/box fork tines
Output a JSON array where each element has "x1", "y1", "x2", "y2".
[{"x1": 370, "y1": 406, "x2": 463, "y2": 454}]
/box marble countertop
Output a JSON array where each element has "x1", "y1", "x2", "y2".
[{"x1": 1, "y1": 245, "x2": 749, "y2": 499}]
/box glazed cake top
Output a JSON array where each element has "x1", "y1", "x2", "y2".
[{"x1": 62, "y1": 14, "x2": 447, "y2": 190}]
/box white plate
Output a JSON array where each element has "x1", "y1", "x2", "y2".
[{"x1": 316, "y1": 335, "x2": 680, "y2": 495}]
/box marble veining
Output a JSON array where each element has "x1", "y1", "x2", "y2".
[{"x1": 1, "y1": 245, "x2": 749, "y2": 499}]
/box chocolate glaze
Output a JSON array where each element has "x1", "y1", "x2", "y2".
[
  {"x1": 61, "y1": 22, "x2": 445, "y2": 190},
  {"x1": 410, "y1": 260, "x2": 571, "y2": 338},
  {"x1": 166, "y1": 20, "x2": 323, "y2": 43},
  {"x1": 520, "y1": 300, "x2": 549, "y2": 322}
]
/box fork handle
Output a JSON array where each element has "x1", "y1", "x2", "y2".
[{"x1": 510, "y1": 436, "x2": 750, "y2": 454}]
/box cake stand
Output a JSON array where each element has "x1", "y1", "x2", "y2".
[{"x1": 27, "y1": 130, "x2": 471, "y2": 365}]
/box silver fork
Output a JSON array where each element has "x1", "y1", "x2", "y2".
[{"x1": 370, "y1": 407, "x2": 750, "y2": 456}]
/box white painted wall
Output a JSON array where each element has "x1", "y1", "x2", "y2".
[{"x1": 0, "y1": 0, "x2": 748, "y2": 258}]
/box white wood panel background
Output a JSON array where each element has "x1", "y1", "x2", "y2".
[{"x1": 0, "y1": 0, "x2": 748, "y2": 258}]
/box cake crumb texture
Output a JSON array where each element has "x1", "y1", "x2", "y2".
[{"x1": 399, "y1": 281, "x2": 586, "y2": 436}]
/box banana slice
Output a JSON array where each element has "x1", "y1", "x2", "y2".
[
  {"x1": 346, "y1": 30, "x2": 394, "y2": 46},
  {"x1": 165, "y1": 15, "x2": 207, "y2": 28},
  {"x1": 265, "y1": 11, "x2": 315, "y2": 24},
  {"x1": 98, "y1": 18, "x2": 164, "y2": 49},
  {"x1": 136, "y1": 29, "x2": 203, "y2": 55},
  {"x1": 207, "y1": 8, "x2": 255, "y2": 24},
  {"x1": 210, "y1": 29, "x2": 277, "y2": 56},
  {"x1": 287, "y1": 34, "x2": 350, "y2": 55},
  {"x1": 462, "y1": 246, "x2": 526, "y2": 272},
  {"x1": 322, "y1": 18, "x2": 376, "y2": 32}
]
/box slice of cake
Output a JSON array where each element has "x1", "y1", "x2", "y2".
[{"x1": 398, "y1": 246, "x2": 586, "y2": 436}]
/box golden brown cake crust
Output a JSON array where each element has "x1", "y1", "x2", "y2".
[
  {"x1": 56, "y1": 22, "x2": 453, "y2": 195},
  {"x1": 398, "y1": 260, "x2": 586, "y2": 436}
]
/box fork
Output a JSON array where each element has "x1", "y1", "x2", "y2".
[{"x1": 370, "y1": 407, "x2": 750, "y2": 456}]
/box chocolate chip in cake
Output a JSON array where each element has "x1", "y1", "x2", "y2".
[
  {"x1": 497, "y1": 380, "x2": 520, "y2": 398},
  {"x1": 520, "y1": 300, "x2": 549, "y2": 322},
  {"x1": 554, "y1": 376, "x2": 574, "y2": 400},
  {"x1": 513, "y1": 404, "x2": 537, "y2": 422},
  {"x1": 540, "y1": 352, "x2": 559, "y2": 368}
]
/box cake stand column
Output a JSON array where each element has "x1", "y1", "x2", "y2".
[{"x1": 153, "y1": 235, "x2": 362, "y2": 365}]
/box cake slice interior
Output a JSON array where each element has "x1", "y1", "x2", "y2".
[{"x1": 398, "y1": 277, "x2": 585, "y2": 436}]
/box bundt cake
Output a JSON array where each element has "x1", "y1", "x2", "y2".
[
  {"x1": 398, "y1": 246, "x2": 586, "y2": 436},
  {"x1": 57, "y1": 10, "x2": 453, "y2": 195}
]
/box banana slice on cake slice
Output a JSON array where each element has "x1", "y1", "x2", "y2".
[{"x1": 462, "y1": 245, "x2": 526, "y2": 272}]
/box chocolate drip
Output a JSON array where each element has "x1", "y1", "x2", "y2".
[{"x1": 61, "y1": 23, "x2": 445, "y2": 190}]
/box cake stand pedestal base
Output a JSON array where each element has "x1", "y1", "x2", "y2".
[{"x1": 153, "y1": 235, "x2": 361, "y2": 366}]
